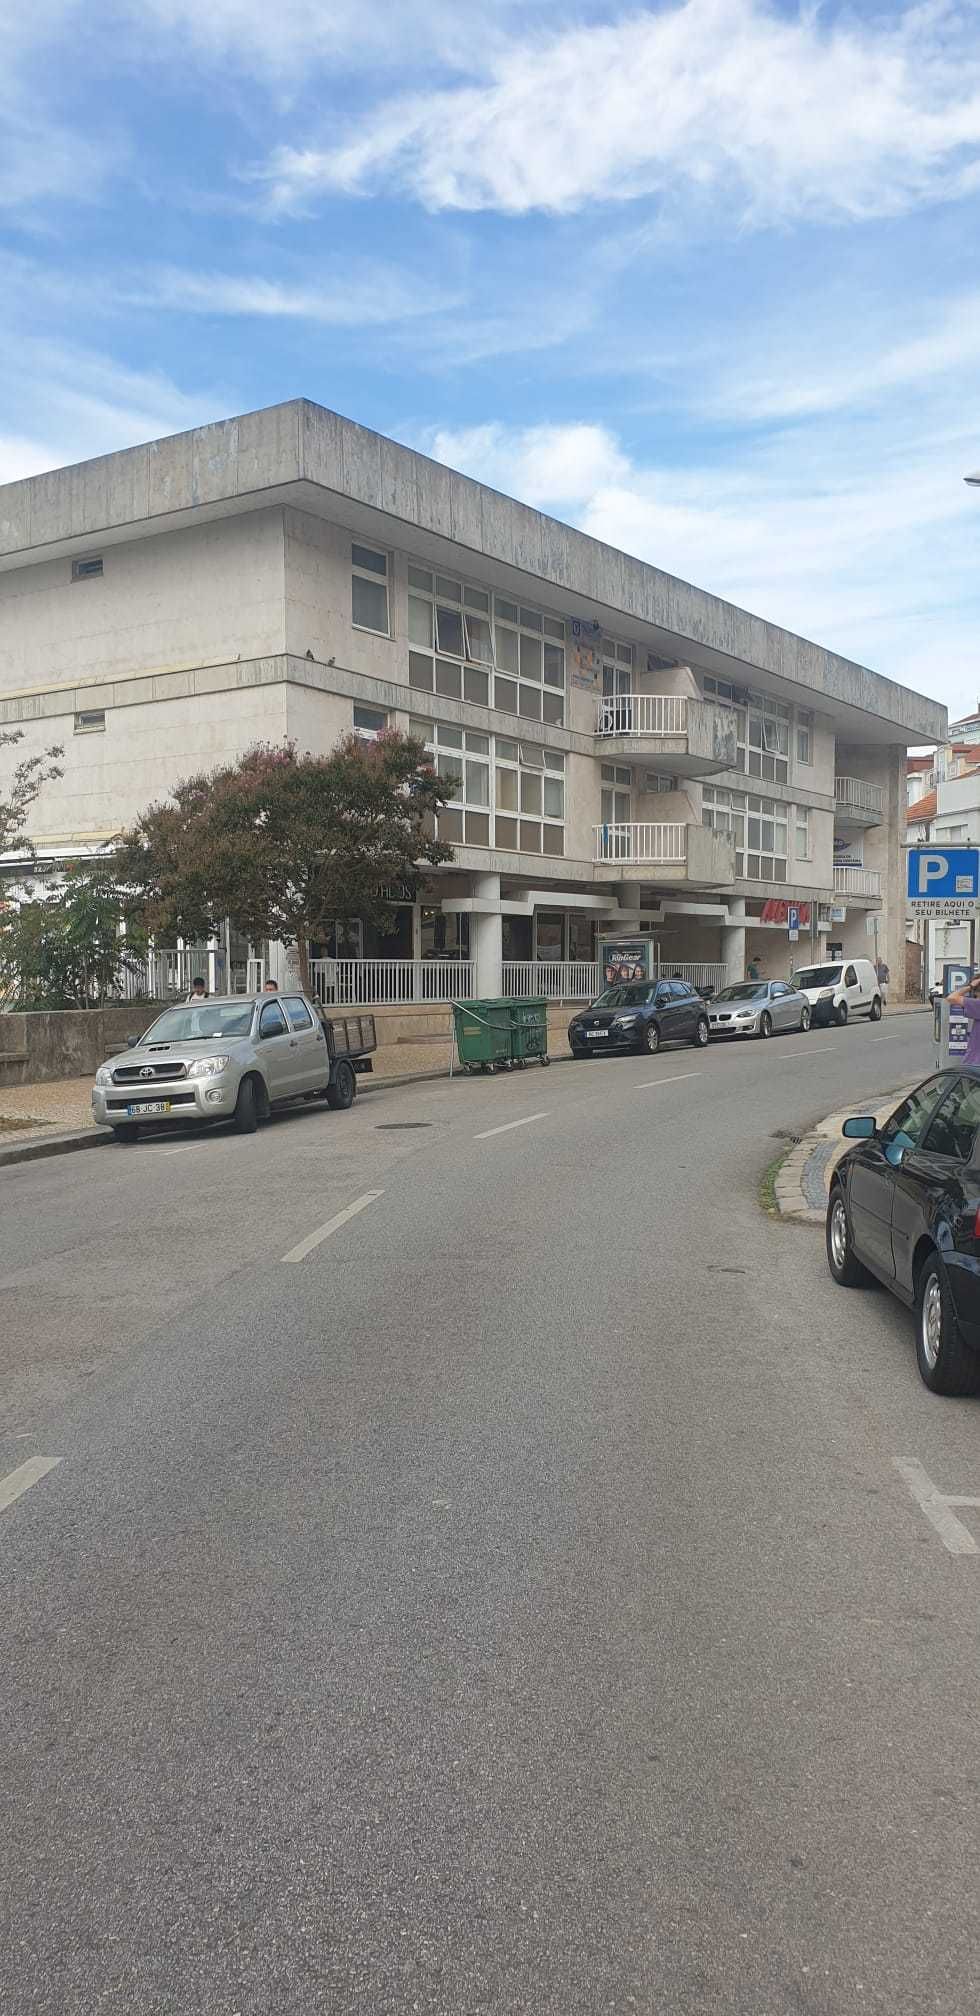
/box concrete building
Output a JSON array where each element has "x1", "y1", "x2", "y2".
[
  {"x1": 906, "y1": 755, "x2": 980, "y2": 988},
  {"x1": 0, "y1": 399, "x2": 946, "y2": 1004}
]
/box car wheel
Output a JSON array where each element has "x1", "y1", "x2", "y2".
[
  {"x1": 826, "y1": 1186, "x2": 870, "y2": 1288},
  {"x1": 112, "y1": 1125, "x2": 140, "y2": 1145},
  {"x1": 326, "y1": 1059, "x2": 357, "y2": 1110},
  {"x1": 693, "y1": 1016, "x2": 709, "y2": 1048},
  {"x1": 870, "y1": 995, "x2": 882, "y2": 1021},
  {"x1": 915, "y1": 1255, "x2": 980, "y2": 1395},
  {"x1": 644, "y1": 1022, "x2": 661, "y2": 1055},
  {"x1": 233, "y1": 1077, "x2": 259, "y2": 1134},
  {"x1": 836, "y1": 1001, "x2": 848, "y2": 1027},
  {"x1": 759, "y1": 1011, "x2": 773, "y2": 1039},
  {"x1": 800, "y1": 1006, "x2": 811, "y2": 1032}
]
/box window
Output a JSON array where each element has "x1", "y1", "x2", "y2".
[
  {"x1": 646, "y1": 772, "x2": 676, "y2": 793},
  {"x1": 412, "y1": 719, "x2": 564, "y2": 853},
  {"x1": 71, "y1": 556, "x2": 103, "y2": 581},
  {"x1": 844, "y1": 965, "x2": 857, "y2": 987},
  {"x1": 258, "y1": 1000, "x2": 288, "y2": 1038},
  {"x1": 882, "y1": 1077, "x2": 949, "y2": 1155},
  {"x1": 797, "y1": 710, "x2": 813, "y2": 766},
  {"x1": 703, "y1": 675, "x2": 737, "y2": 704},
  {"x1": 795, "y1": 805, "x2": 811, "y2": 860},
  {"x1": 353, "y1": 703, "x2": 387, "y2": 740},
  {"x1": 747, "y1": 695, "x2": 789, "y2": 783},
  {"x1": 923, "y1": 1078, "x2": 980, "y2": 1162},
  {"x1": 702, "y1": 787, "x2": 786, "y2": 880},
  {"x1": 74, "y1": 709, "x2": 106, "y2": 733},
  {"x1": 406, "y1": 566, "x2": 564, "y2": 722},
  {"x1": 351, "y1": 544, "x2": 389, "y2": 634},
  {"x1": 284, "y1": 997, "x2": 314, "y2": 1031}
]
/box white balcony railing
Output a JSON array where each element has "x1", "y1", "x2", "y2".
[
  {"x1": 502, "y1": 961, "x2": 600, "y2": 1002},
  {"x1": 308, "y1": 958, "x2": 476, "y2": 1006},
  {"x1": 834, "y1": 867, "x2": 882, "y2": 898},
  {"x1": 593, "y1": 822, "x2": 687, "y2": 865},
  {"x1": 835, "y1": 776, "x2": 885, "y2": 815},
  {"x1": 595, "y1": 694, "x2": 687, "y2": 737}
]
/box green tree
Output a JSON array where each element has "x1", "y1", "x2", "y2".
[
  {"x1": 0, "y1": 859, "x2": 149, "y2": 1009},
  {"x1": 114, "y1": 732, "x2": 455, "y2": 987},
  {"x1": 0, "y1": 729, "x2": 64, "y2": 859}
]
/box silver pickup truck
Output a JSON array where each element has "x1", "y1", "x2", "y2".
[{"x1": 92, "y1": 992, "x2": 375, "y2": 1143}]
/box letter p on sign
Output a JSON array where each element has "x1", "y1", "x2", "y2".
[{"x1": 920, "y1": 854, "x2": 948, "y2": 889}]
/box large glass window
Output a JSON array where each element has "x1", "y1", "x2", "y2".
[
  {"x1": 747, "y1": 695, "x2": 789, "y2": 783},
  {"x1": 703, "y1": 787, "x2": 785, "y2": 880},
  {"x1": 795, "y1": 805, "x2": 811, "y2": 860},
  {"x1": 352, "y1": 544, "x2": 389, "y2": 634},
  {"x1": 406, "y1": 565, "x2": 564, "y2": 723},
  {"x1": 413, "y1": 719, "x2": 564, "y2": 854}
]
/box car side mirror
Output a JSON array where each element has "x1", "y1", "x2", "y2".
[
  {"x1": 842, "y1": 1115, "x2": 876, "y2": 1139},
  {"x1": 126, "y1": 1035, "x2": 140, "y2": 1048}
]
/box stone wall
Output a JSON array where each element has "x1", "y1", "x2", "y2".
[{"x1": 0, "y1": 1005, "x2": 162, "y2": 1086}]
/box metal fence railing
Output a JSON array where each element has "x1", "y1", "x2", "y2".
[
  {"x1": 593, "y1": 822, "x2": 687, "y2": 864},
  {"x1": 835, "y1": 776, "x2": 885, "y2": 815},
  {"x1": 308, "y1": 958, "x2": 476, "y2": 1006},
  {"x1": 595, "y1": 695, "x2": 687, "y2": 737},
  {"x1": 501, "y1": 961, "x2": 600, "y2": 1001},
  {"x1": 833, "y1": 867, "x2": 882, "y2": 897}
]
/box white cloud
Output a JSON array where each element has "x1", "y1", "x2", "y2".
[
  {"x1": 125, "y1": 261, "x2": 461, "y2": 325},
  {"x1": 423, "y1": 414, "x2": 980, "y2": 717},
  {"x1": 259, "y1": 0, "x2": 980, "y2": 222},
  {"x1": 0, "y1": 341, "x2": 223, "y2": 481}
]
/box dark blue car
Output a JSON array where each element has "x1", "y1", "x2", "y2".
[
  {"x1": 827, "y1": 1067, "x2": 980, "y2": 1395},
  {"x1": 569, "y1": 978, "x2": 709, "y2": 1059}
]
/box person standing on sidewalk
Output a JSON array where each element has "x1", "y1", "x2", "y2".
[
  {"x1": 948, "y1": 976, "x2": 980, "y2": 1063},
  {"x1": 875, "y1": 955, "x2": 890, "y2": 1007}
]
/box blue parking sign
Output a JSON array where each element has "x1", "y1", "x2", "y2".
[{"x1": 907, "y1": 847, "x2": 980, "y2": 914}]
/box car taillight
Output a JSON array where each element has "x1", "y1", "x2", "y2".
[{"x1": 973, "y1": 1205, "x2": 980, "y2": 1244}]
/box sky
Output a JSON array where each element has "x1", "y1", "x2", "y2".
[{"x1": 3, "y1": 0, "x2": 980, "y2": 722}]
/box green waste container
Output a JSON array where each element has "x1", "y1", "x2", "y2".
[
  {"x1": 508, "y1": 996, "x2": 550, "y2": 1068},
  {"x1": 452, "y1": 998, "x2": 514, "y2": 1074}
]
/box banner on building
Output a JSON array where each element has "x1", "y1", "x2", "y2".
[
  {"x1": 760, "y1": 898, "x2": 811, "y2": 927},
  {"x1": 569, "y1": 617, "x2": 603, "y2": 689}
]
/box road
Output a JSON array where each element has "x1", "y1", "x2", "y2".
[{"x1": 2, "y1": 1011, "x2": 979, "y2": 2015}]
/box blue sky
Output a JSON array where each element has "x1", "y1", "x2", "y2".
[{"x1": 4, "y1": 0, "x2": 980, "y2": 718}]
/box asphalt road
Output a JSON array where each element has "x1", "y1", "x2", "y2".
[{"x1": 2, "y1": 1010, "x2": 979, "y2": 2015}]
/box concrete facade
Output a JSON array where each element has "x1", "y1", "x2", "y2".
[{"x1": 0, "y1": 399, "x2": 946, "y2": 1000}]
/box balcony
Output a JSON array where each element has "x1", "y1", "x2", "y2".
[
  {"x1": 594, "y1": 694, "x2": 738, "y2": 777},
  {"x1": 834, "y1": 866, "x2": 882, "y2": 903},
  {"x1": 835, "y1": 776, "x2": 885, "y2": 826},
  {"x1": 593, "y1": 822, "x2": 735, "y2": 887}
]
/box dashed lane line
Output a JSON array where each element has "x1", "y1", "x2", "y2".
[
  {"x1": 775, "y1": 1045, "x2": 837, "y2": 1060},
  {"x1": 0, "y1": 1455, "x2": 63, "y2": 1519},
  {"x1": 280, "y1": 1190, "x2": 384, "y2": 1264},
  {"x1": 635, "y1": 1071, "x2": 702, "y2": 1091},
  {"x1": 474, "y1": 1112, "x2": 549, "y2": 1141}
]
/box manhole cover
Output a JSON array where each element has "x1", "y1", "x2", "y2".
[{"x1": 375, "y1": 1122, "x2": 433, "y2": 1130}]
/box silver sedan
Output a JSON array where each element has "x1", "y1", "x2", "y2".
[{"x1": 708, "y1": 980, "x2": 811, "y2": 1040}]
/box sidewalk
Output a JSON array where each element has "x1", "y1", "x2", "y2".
[{"x1": 774, "y1": 1085, "x2": 918, "y2": 1224}]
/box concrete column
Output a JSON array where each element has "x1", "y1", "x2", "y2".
[
  {"x1": 472, "y1": 873, "x2": 503, "y2": 996},
  {"x1": 721, "y1": 898, "x2": 746, "y2": 984}
]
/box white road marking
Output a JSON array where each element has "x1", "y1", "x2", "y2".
[
  {"x1": 0, "y1": 1455, "x2": 63, "y2": 1517},
  {"x1": 775, "y1": 1045, "x2": 837, "y2": 1059},
  {"x1": 871, "y1": 1033, "x2": 913, "y2": 1043},
  {"x1": 280, "y1": 1190, "x2": 384, "y2": 1264},
  {"x1": 893, "y1": 1457, "x2": 980, "y2": 1556},
  {"x1": 475, "y1": 1112, "x2": 548, "y2": 1141},
  {"x1": 159, "y1": 1144, "x2": 197, "y2": 1156},
  {"x1": 635, "y1": 1071, "x2": 703, "y2": 1090}
]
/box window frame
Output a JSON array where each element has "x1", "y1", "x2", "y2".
[{"x1": 351, "y1": 543, "x2": 390, "y2": 637}]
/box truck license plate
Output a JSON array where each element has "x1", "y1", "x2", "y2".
[{"x1": 128, "y1": 1101, "x2": 171, "y2": 1115}]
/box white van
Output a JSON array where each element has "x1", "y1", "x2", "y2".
[{"x1": 790, "y1": 958, "x2": 882, "y2": 1028}]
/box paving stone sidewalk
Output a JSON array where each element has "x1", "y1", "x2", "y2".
[{"x1": 774, "y1": 1085, "x2": 918, "y2": 1224}]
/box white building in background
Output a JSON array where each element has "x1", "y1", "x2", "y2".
[
  {"x1": 906, "y1": 757, "x2": 980, "y2": 986},
  {"x1": 0, "y1": 400, "x2": 945, "y2": 1004}
]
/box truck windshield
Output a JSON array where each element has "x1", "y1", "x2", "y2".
[
  {"x1": 140, "y1": 1003, "x2": 255, "y2": 1042},
  {"x1": 792, "y1": 966, "x2": 842, "y2": 989}
]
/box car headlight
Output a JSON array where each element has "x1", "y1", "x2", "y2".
[
  {"x1": 818, "y1": 989, "x2": 835, "y2": 1001},
  {"x1": 187, "y1": 1055, "x2": 231, "y2": 1079},
  {"x1": 95, "y1": 1065, "x2": 114, "y2": 1087},
  {"x1": 612, "y1": 1014, "x2": 640, "y2": 1027}
]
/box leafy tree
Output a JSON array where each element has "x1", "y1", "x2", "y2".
[
  {"x1": 0, "y1": 859, "x2": 148, "y2": 1009},
  {"x1": 0, "y1": 729, "x2": 64, "y2": 860},
  {"x1": 114, "y1": 732, "x2": 455, "y2": 987}
]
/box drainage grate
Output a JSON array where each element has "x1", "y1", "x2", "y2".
[
  {"x1": 771, "y1": 1128, "x2": 804, "y2": 1143},
  {"x1": 375, "y1": 1122, "x2": 433, "y2": 1130}
]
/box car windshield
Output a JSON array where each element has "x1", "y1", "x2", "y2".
[
  {"x1": 714, "y1": 984, "x2": 767, "y2": 1003},
  {"x1": 793, "y1": 966, "x2": 841, "y2": 989},
  {"x1": 139, "y1": 1002, "x2": 255, "y2": 1043},
  {"x1": 594, "y1": 983, "x2": 656, "y2": 1008}
]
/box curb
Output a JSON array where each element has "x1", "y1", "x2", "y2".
[{"x1": 773, "y1": 1082, "x2": 919, "y2": 1225}]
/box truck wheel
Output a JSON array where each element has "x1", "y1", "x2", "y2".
[
  {"x1": 326, "y1": 1060, "x2": 356, "y2": 1110},
  {"x1": 233, "y1": 1077, "x2": 259, "y2": 1134}
]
